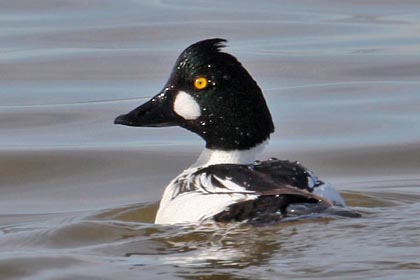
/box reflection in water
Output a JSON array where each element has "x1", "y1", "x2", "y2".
[
  {"x1": 92, "y1": 192, "x2": 420, "y2": 279},
  {"x1": 77, "y1": 203, "x2": 331, "y2": 278},
  {"x1": 0, "y1": 190, "x2": 420, "y2": 279}
]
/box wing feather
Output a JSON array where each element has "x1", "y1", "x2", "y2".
[{"x1": 192, "y1": 161, "x2": 333, "y2": 206}]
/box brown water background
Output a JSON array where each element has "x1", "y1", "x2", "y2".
[{"x1": 1, "y1": 0, "x2": 420, "y2": 279}]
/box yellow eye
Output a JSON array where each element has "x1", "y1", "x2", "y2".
[{"x1": 194, "y1": 77, "x2": 208, "y2": 90}]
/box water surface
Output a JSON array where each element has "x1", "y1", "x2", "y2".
[{"x1": 1, "y1": 0, "x2": 420, "y2": 279}]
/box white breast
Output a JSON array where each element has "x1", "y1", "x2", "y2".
[{"x1": 154, "y1": 170, "x2": 257, "y2": 224}]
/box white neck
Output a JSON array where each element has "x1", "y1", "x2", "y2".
[{"x1": 190, "y1": 141, "x2": 267, "y2": 168}]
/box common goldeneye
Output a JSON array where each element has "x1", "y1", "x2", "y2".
[{"x1": 114, "y1": 38, "x2": 350, "y2": 225}]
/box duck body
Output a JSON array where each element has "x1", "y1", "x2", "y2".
[
  {"x1": 155, "y1": 158, "x2": 345, "y2": 224},
  {"x1": 115, "y1": 38, "x2": 350, "y2": 225}
]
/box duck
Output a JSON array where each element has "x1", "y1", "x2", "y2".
[{"x1": 114, "y1": 38, "x2": 351, "y2": 225}]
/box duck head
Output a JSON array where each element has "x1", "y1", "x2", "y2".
[{"x1": 114, "y1": 38, "x2": 274, "y2": 151}]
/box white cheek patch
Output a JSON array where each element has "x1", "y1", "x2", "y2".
[{"x1": 173, "y1": 91, "x2": 201, "y2": 120}]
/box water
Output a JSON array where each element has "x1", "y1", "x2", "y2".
[{"x1": 1, "y1": 0, "x2": 420, "y2": 279}]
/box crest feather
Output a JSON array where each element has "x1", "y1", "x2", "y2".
[{"x1": 185, "y1": 38, "x2": 227, "y2": 55}]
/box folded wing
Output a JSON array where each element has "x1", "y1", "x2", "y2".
[{"x1": 191, "y1": 160, "x2": 333, "y2": 222}]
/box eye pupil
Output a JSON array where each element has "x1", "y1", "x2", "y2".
[{"x1": 194, "y1": 77, "x2": 208, "y2": 90}]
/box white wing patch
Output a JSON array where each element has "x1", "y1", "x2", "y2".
[
  {"x1": 173, "y1": 91, "x2": 201, "y2": 120},
  {"x1": 196, "y1": 173, "x2": 256, "y2": 194},
  {"x1": 213, "y1": 176, "x2": 255, "y2": 194}
]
